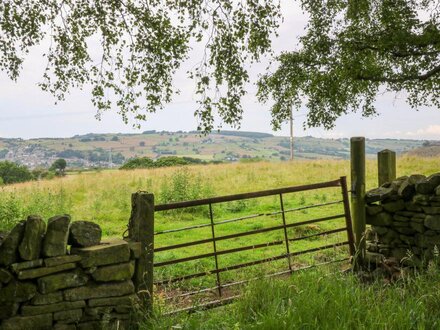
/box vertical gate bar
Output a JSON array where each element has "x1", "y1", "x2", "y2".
[
  {"x1": 209, "y1": 203, "x2": 222, "y2": 297},
  {"x1": 340, "y1": 176, "x2": 356, "y2": 257},
  {"x1": 279, "y1": 194, "x2": 293, "y2": 272}
]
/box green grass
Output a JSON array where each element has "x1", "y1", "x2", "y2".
[{"x1": 144, "y1": 264, "x2": 440, "y2": 329}]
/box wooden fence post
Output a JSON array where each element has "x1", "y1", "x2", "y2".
[
  {"x1": 350, "y1": 137, "x2": 366, "y2": 263},
  {"x1": 128, "y1": 191, "x2": 154, "y2": 312},
  {"x1": 378, "y1": 149, "x2": 396, "y2": 186}
]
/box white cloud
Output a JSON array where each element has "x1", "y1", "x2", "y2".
[{"x1": 404, "y1": 125, "x2": 440, "y2": 139}]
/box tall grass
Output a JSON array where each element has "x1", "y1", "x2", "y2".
[{"x1": 144, "y1": 264, "x2": 440, "y2": 329}]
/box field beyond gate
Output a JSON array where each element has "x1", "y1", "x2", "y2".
[{"x1": 152, "y1": 177, "x2": 355, "y2": 313}]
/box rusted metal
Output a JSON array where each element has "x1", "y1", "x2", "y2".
[
  {"x1": 154, "y1": 241, "x2": 349, "y2": 285},
  {"x1": 155, "y1": 179, "x2": 341, "y2": 211},
  {"x1": 340, "y1": 176, "x2": 356, "y2": 256},
  {"x1": 154, "y1": 200, "x2": 344, "y2": 235},
  {"x1": 209, "y1": 203, "x2": 222, "y2": 297},
  {"x1": 154, "y1": 227, "x2": 347, "y2": 267},
  {"x1": 279, "y1": 193, "x2": 292, "y2": 272},
  {"x1": 154, "y1": 214, "x2": 345, "y2": 252}
]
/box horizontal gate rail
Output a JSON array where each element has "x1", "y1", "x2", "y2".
[
  {"x1": 154, "y1": 241, "x2": 349, "y2": 285},
  {"x1": 155, "y1": 214, "x2": 345, "y2": 252},
  {"x1": 155, "y1": 227, "x2": 347, "y2": 267},
  {"x1": 154, "y1": 179, "x2": 341, "y2": 211},
  {"x1": 154, "y1": 200, "x2": 343, "y2": 235}
]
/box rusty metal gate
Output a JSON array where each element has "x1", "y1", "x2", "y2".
[{"x1": 152, "y1": 176, "x2": 355, "y2": 313}]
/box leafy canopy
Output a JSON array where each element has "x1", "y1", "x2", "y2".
[{"x1": 0, "y1": 0, "x2": 438, "y2": 132}]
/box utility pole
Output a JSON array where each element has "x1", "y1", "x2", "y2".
[{"x1": 289, "y1": 107, "x2": 294, "y2": 160}]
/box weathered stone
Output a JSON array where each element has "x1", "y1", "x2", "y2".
[
  {"x1": 31, "y1": 291, "x2": 63, "y2": 305},
  {"x1": 393, "y1": 220, "x2": 409, "y2": 227},
  {"x1": 371, "y1": 226, "x2": 388, "y2": 235},
  {"x1": 424, "y1": 215, "x2": 440, "y2": 231},
  {"x1": 71, "y1": 239, "x2": 130, "y2": 268},
  {"x1": 416, "y1": 233, "x2": 440, "y2": 248},
  {"x1": 381, "y1": 230, "x2": 399, "y2": 245},
  {"x1": 429, "y1": 196, "x2": 440, "y2": 202},
  {"x1": 114, "y1": 306, "x2": 131, "y2": 314},
  {"x1": 43, "y1": 215, "x2": 71, "y2": 257},
  {"x1": 430, "y1": 202, "x2": 440, "y2": 207},
  {"x1": 365, "y1": 252, "x2": 384, "y2": 264},
  {"x1": 19, "y1": 216, "x2": 46, "y2": 261},
  {"x1": 416, "y1": 180, "x2": 435, "y2": 195},
  {"x1": 410, "y1": 222, "x2": 425, "y2": 233},
  {"x1": 18, "y1": 262, "x2": 76, "y2": 280},
  {"x1": 397, "y1": 180, "x2": 415, "y2": 199},
  {"x1": 64, "y1": 280, "x2": 134, "y2": 301},
  {"x1": 409, "y1": 174, "x2": 427, "y2": 185},
  {"x1": 0, "y1": 280, "x2": 36, "y2": 303},
  {"x1": 395, "y1": 227, "x2": 416, "y2": 235},
  {"x1": 77, "y1": 321, "x2": 105, "y2": 330},
  {"x1": 396, "y1": 211, "x2": 417, "y2": 217},
  {"x1": 405, "y1": 201, "x2": 423, "y2": 212},
  {"x1": 54, "y1": 324, "x2": 77, "y2": 330},
  {"x1": 382, "y1": 199, "x2": 405, "y2": 212},
  {"x1": 0, "y1": 303, "x2": 19, "y2": 319},
  {"x1": 38, "y1": 269, "x2": 88, "y2": 294},
  {"x1": 422, "y1": 207, "x2": 440, "y2": 215},
  {"x1": 84, "y1": 307, "x2": 113, "y2": 317},
  {"x1": 22, "y1": 300, "x2": 86, "y2": 316},
  {"x1": 68, "y1": 221, "x2": 102, "y2": 247},
  {"x1": 0, "y1": 268, "x2": 12, "y2": 283},
  {"x1": 10, "y1": 259, "x2": 43, "y2": 273},
  {"x1": 411, "y1": 214, "x2": 426, "y2": 223},
  {"x1": 365, "y1": 187, "x2": 394, "y2": 203},
  {"x1": 413, "y1": 194, "x2": 430, "y2": 205},
  {"x1": 0, "y1": 221, "x2": 25, "y2": 266},
  {"x1": 366, "y1": 212, "x2": 393, "y2": 226},
  {"x1": 393, "y1": 214, "x2": 410, "y2": 222},
  {"x1": 88, "y1": 294, "x2": 137, "y2": 308},
  {"x1": 44, "y1": 254, "x2": 81, "y2": 267},
  {"x1": 0, "y1": 314, "x2": 52, "y2": 330},
  {"x1": 126, "y1": 240, "x2": 141, "y2": 259},
  {"x1": 53, "y1": 309, "x2": 83, "y2": 322},
  {"x1": 436, "y1": 185, "x2": 440, "y2": 196},
  {"x1": 92, "y1": 262, "x2": 134, "y2": 282},
  {"x1": 399, "y1": 235, "x2": 416, "y2": 245},
  {"x1": 424, "y1": 230, "x2": 437, "y2": 236}
]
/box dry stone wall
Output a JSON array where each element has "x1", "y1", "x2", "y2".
[
  {"x1": 365, "y1": 173, "x2": 440, "y2": 266},
  {"x1": 0, "y1": 215, "x2": 141, "y2": 330}
]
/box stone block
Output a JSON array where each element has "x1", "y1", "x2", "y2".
[
  {"x1": 54, "y1": 324, "x2": 77, "y2": 330},
  {"x1": 0, "y1": 221, "x2": 25, "y2": 266},
  {"x1": 397, "y1": 180, "x2": 415, "y2": 199},
  {"x1": 422, "y1": 207, "x2": 440, "y2": 215},
  {"x1": 0, "y1": 303, "x2": 19, "y2": 319},
  {"x1": 371, "y1": 226, "x2": 388, "y2": 235},
  {"x1": 395, "y1": 227, "x2": 416, "y2": 235},
  {"x1": 10, "y1": 259, "x2": 43, "y2": 273},
  {"x1": 436, "y1": 185, "x2": 440, "y2": 196},
  {"x1": 21, "y1": 300, "x2": 86, "y2": 316},
  {"x1": 366, "y1": 212, "x2": 393, "y2": 226},
  {"x1": 53, "y1": 309, "x2": 83, "y2": 323},
  {"x1": 126, "y1": 240, "x2": 142, "y2": 259},
  {"x1": 413, "y1": 194, "x2": 430, "y2": 205},
  {"x1": 43, "y1": 215, "x2": 71, "y2": 257},
  {"x1": 64, "y1": 280, "x2": 134, "y2": 301},
  {"x1": 393, "y1": 214, "x2": 410, "y2": 222},
  {"x1": 392, "y1": 248, "x2": 409, "y2": 260},
  {"x1": 92, "y1": 262, "x2": 135, "y2": 282},
  {"x1": 68, "y1": 221, "x2": 102, "y2": 247},
  {"x1": 410, "y1": 222, "x2": 425, "y2": 233},
  {"x1": 18, "y1": 262, "x2": 76, "y2": 280},
  {"x1": 44, "y1": 254, "x2": 81, "y2": 267},
  {"x1": 19, "y1": 216, "x2": 46, "y2": 261},
  {"x1": 382, "y1": 200, "x2": 405, "y2": 212},
  {"x1": 0, "y1": 314, "x2": 52, "y2": 330},
  {"x1": 405, "y1": 202, "x2": 423, "y2": 212},
  {"x1": 88, "y1": 294, "x2": 137, "y2": 307},
  {"x1": 0, "y1": 280, "x2": 36, "y2": 303},
  {"x1": 366, "y1": 205, "x2": 383, "y2": 216},
  {"x1": 424, "y1": 215, "x2": 440, "y2": 231},
  {"x1": 71, "y1": 239, "x2": 130, "y2": 268},
  {"x1": 365, "y1": 187, "x2": 394, "y2": 203},
  {"x1": 31, "y1": 291, "x2": 63, "y2": 305},
  {"x1": 38, "y1": 269, "x2": 88, "y2": 294},
  {"x1": 0, "y1": 268, "x2": 12, "y2": 284}
]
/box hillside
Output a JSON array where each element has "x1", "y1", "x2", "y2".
[
  {"x1": 0, "y1": 130, "x2": 426, "y2": 169},
  {"x1": 405, "y1": 142, "x2": 440, "y2": 157}
]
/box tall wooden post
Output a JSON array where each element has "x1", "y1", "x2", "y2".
[
  {"x1": 128, "y1": 191, "x2": 154, "y2": 312},
  {"x1": 378, "y1": 149, "x2": 396, "y2": 186},
  {"x1": 350, "y1": 137, "x2": 366, "y2": 262}
]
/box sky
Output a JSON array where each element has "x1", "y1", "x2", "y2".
[{"x1": 0, "y1": 2, "x2": 439, "y2": 140}]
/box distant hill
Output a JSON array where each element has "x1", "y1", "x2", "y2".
[
  {"x1": 405, "y1": 142, "x2": 440, "y2": 157},
  {"x1": 0, "y1": 131, "x2": 428, "y2": 169}
]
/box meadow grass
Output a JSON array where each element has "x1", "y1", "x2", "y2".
[{"x1": 144, "y1": 263, "x2": 440, "y2": 329}]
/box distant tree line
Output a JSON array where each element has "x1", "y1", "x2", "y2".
[
  {"x1": 120, "y1": 156, "x2": 221, "y2": 170},
  {"x1": 57, "y1": 148, "x2": 125, "y2": 164},
  {"x1": 0, "y1": 159, "x2": 68, "y2": 185}
]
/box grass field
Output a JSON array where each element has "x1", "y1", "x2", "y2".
[{"x1": 1, "y1": 156, "x2": 440, "y2": 319}]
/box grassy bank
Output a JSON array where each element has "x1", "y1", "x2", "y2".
[{"x1": 145, "y1": 264, "x2": 440, "y2": 329}]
